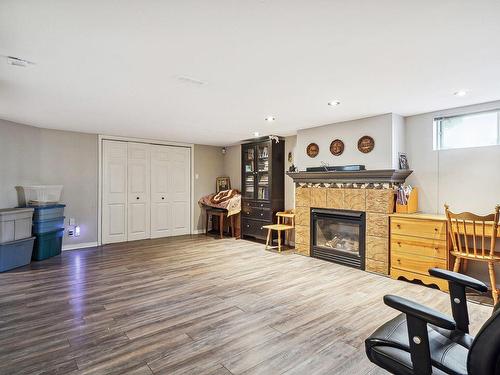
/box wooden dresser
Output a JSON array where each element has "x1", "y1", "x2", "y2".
[{"x1": 389, "y1": 213, "x2": 449, "y2": 291}]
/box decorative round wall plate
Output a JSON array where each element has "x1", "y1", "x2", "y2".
[
  {"x1": 357, "y1": 136, "x2": 375, "y2": 153},
  {"x1": 330, "y1": 139, "x2": 344, "y2": 156},
  {"x1": 306, "y1": 143, "x2": 319, "y2": 158}
]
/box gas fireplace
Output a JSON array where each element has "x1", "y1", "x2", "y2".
[{"x1": 310, "y1": 208, "x2": 366, "y2": 270}]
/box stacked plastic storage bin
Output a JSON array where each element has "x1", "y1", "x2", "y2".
[
  {"x1": 0, "y1": 208, "x2": 35, "y2": 271},
  {"x1": 31, "y1": 205, "x2": 65, "y2": 261}
]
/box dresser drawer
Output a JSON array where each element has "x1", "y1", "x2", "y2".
[
  {"x1": 391, "y1": 234, "x2": 447, "y2": 260},
  {"x1": 391, "y1": 218, "x2": 446, "y2": 241},
  {"x1": 391, "y1": 251, "x2": 447, "y2": 275},
  {"x1": 242, "y1": 219, "x2": 268, "y2": 238},
  {"x1": 243, "y1": 201, "x2": 271, "y2": 210},
  {"x1": 242, "y1": 206, "x2": 272, "y2": 221}
]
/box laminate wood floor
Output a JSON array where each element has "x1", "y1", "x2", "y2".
[{"x1": 0, "y1": 235, "x2": 492, "y2": 375}]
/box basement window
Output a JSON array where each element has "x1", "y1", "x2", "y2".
[{"x1": 434, "y1": 109, "x2": 500, "y2": 150}]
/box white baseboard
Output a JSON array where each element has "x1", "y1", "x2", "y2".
[
  {"x1": 62, "y1": 241, "x2": 99, "y2": 251},
  {"x1": 191, "y1": 229, "x2": 205, "y2": 235}
]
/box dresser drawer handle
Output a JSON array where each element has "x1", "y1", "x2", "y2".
[
  {"x1": 397, "y1": 258, "x2": 401, "y2": 263},
  {"x1": 435, "y1": 247, "x2": 439, "y2": 251},
  {"x1": 260, "y1": 213, "x2": 264, "y2": 216},
  {"x1": 397, "y1": 242, "x2": 401, "y2": 246},
  {"x1": 396, "y1": 224, "x2": 401, "y2": 229},
  {"x1": 434, "y1": 228, "x2": 438, "y2": 232}
]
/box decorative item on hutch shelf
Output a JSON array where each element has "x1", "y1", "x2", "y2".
[
  {"x1": 329, "y1": 139, "x2": 344, "y2": 156},
  {"x1": 395, "y1": 185, "x2": 418, "y2": 214},
  {"x1": 216, "y1": 177, "x2": 231, "y2": 193},
  {"x1": 306, "y1": 143, "x2": 319, "y2": 158},
  {"x1": 357, "y1": 136, "x2": 375, "y2": 153}
]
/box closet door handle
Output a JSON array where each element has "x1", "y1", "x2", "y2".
[
  {"x1": 136, "y1": 197, "x2": 140, "y2": 200},
  {"x1": 161, "y1": 197, "x2": 165, "y2": 200}
]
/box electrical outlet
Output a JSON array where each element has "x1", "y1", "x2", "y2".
[{"x1": 68, "y1": 228, "x2": 74, "y2": 236}]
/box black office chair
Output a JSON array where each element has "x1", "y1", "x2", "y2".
[{"x1": 365, "y1": 268, "x2": 500, "y2": 375}]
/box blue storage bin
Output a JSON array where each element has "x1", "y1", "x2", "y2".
[
  {"x1": 33, "y1": 229, "x2": 63, "y2": 261},
  {"x1": 32, "y1": 217, "x2": 65, "y2": 235},
  {"x1": 30, "y1": 204, "x2": 66, "y2": 221},
  {"x1": 0, "y1": 237, "x2": 35, "y2": 272}
]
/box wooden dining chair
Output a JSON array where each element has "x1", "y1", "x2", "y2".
[{"x1": 445, "y1": 204, "x2": 500, "y2": 304}]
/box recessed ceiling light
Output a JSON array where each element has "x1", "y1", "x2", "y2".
[
  {"x1": 265, "y1": 116, "x2": 276, "y2": 122},
  {"x1": 454, "y1": 90, "x2": 468, "y2": 97},
  {"x1": 328, "y1": 100, "x2": 341, "y2": 106},
  {"x1": 254, "y1": 131, "x2": 260, "y2": 137}
]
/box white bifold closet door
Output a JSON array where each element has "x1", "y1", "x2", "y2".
[
  {"x1": 127, "y1": 142, "x2": 151, "y2": 241},
  {"x1": 102, "y1": 140, "x2": 191, "y2": 245},
  {"x1": 150, "y1": 146, "x2": 191, "y2": 238},
  {"x1": 102, "y1": 140, "x2": 128, "y2": 244}
]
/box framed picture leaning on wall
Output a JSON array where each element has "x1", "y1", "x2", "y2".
[{"x1": 216, "y1": 176, "x2": 231, "y2": 193}]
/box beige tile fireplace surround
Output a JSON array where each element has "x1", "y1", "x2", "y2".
[{"x1": 295, "y1": 185, "x2": 395, "y2": 275}]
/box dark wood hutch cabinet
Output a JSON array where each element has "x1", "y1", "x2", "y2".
[{"x1": 241, "y1": 137, "x2": 285, "y2": 240}]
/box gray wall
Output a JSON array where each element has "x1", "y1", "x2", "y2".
[
  {"x1": 193, "y1": 144, "x2": 225, "y2": 231},
  {"x1": 0, "y1": 119, "x2": 42, "y2": 206},
  {"x1": 0, "y1": 119, "x2": 98, "y2": 246},
  {"x1": 295, "y1": 114, "x2": 396, "y2": 170},
  {"x1": 405, "y1": 100, "x2": 500, "y2": 214},
  {"x1": 0, "y1": 119, "x2": 226, "y2": 245},
  {"x1": 223, "y1": 144, "x2": 242, "y2": 190},
  {"x1": 284, "y1": 135, "x2": 297, "y2": 210}
]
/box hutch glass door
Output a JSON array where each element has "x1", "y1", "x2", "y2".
[
  {"x1": 242, "y1": 145, "x2": 256, "y2": 199},
  {"x1": 256, "y1": 143, "x2": 270, "y2": 200}
]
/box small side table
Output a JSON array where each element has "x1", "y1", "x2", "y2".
[{"x1": 205, "y1": 208, "x2": 234, "y2": 239}]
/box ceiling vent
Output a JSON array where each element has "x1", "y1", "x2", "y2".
[
  {"x1": 177, "y1": 76, "x2": 206, "y2": 85},
  {"x1": 6, "y1": 56, "x2": 35, "y2": 67}
]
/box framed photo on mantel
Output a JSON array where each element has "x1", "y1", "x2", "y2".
[{"x1": 398, "y1": 152, "x2": 409, "y2": 170}]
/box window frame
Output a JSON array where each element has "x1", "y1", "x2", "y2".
[{"x1": 433, "y1": 109, "x2": 500, "y2": 151}]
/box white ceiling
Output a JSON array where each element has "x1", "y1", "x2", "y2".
[{"x1": 1, "y1": 1, "x2": 500, "y2": 146}]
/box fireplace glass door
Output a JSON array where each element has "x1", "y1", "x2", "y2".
[
  {"x1": 311, "y1": 209, "x2": 365, "y2": 270},
  {"x1": 315, "y1": 218, "x2": 360, "y2": 255}
]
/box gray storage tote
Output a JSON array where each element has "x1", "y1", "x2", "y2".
[{"x1": 0, "y1": 208, "x2": 34, "y2": 244}]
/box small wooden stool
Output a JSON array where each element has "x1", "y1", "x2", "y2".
[
  {"x1": 205, "y1": 208, "x2": 234, "y2": 239},
  {"x1": 263, "y1": 210, "x2": 295, "y2": 252}
]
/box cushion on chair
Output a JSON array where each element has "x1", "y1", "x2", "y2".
[{"x1": 366, "y1": 313, "x2": 473, "y2": 375}]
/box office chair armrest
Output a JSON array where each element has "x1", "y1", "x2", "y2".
[
  {"x1": 428, "y1": 268, "x2": 488, "y2": 292},
  {"x1": 384, "y1": 294, "x2": 455, "y2": 375},
  {"x1": 384, "y1": 295, "x2": 456, "y2": 330},
  {"x1": 429, "y1": 268, "x2": 487, "y2": 333}
]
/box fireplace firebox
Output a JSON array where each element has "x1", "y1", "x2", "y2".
[{"x1": 310, "y1": 208, "x2": 366, "y2": 270}]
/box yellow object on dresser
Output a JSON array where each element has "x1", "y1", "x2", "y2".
[{"x1": 389, "y1": 213, "x2": 450, "y2": 291}]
